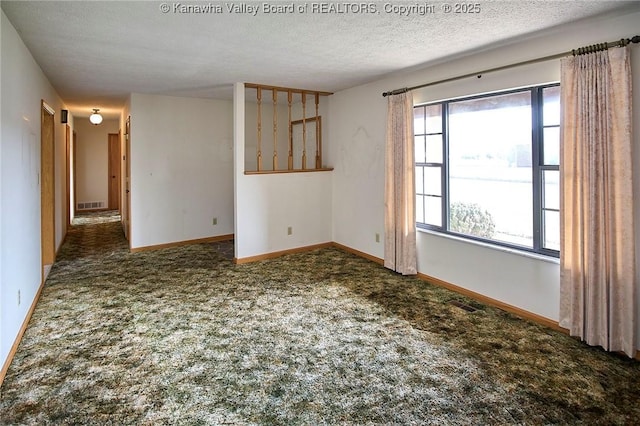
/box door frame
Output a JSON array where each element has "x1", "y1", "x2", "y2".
[{"x1": 41, "y1": 100, "x2": 56, "y2": 276}]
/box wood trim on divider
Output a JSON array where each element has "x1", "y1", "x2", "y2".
[
  {"x1": 244, "y1": 83, "x2": 333, "y2": 97},
  {"x1": 244, "y1": 167, "x2": 334, "y2": 175},
  {"x1": 234, "y1": 242, "x2": 333, "y2": 264},
  {"x1": 0, "y1": 278, "x2": 46, "y2": 388},
  {"x1": 130, "y1": 234, "x2": 234, "y2": 253}
]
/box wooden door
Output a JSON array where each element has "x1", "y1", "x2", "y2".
[
  {"x1": 108, "y1": 133, "x2": 121, "y2": 211},
  {"x1": 65, "y1": 124, "x2": 71, "y2": 230},
  {"x1": 41, "y1": 101, "x2": 56, "y2": 271}
]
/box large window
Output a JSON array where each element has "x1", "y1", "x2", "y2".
[{"x1": 415, "y1": 84, "x2": 560, "y2": 256}]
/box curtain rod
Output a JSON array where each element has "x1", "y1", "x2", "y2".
[{"x1": 382, "y1": 35, "x2": 640, "y2": 97}]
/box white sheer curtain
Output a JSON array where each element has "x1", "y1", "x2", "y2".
[
  {"x1": 384, "y1": 91, "x2": 417, "y2": 275},
  {"x1": 559, "y1": 46, "x2": 637, "y2": 357}
]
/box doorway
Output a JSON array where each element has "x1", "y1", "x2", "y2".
[
  {"x1": 108, "y1": 133, "x2": 121, "y2": 211},
  {"x1": 41, "y1": 101, "x2": 55, "y2": 278}
]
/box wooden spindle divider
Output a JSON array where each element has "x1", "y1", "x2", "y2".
[
  {"x1": 272, "y1": 89, "x2": 278, "y2": 170},
  {"x1": 245, "y1": 83, "x2": 333, "y2": 174},
  {"x1": 256, "y1": 87, "x2": 263, "y2": 171},
  {"x1": 315, "y1": 93, "x2": 321, "y2": 169},
  {"x1": 301, "y1": 92, "x2": 307, "y2": 170}
]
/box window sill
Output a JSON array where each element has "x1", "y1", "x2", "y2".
[{"x1": 416, "y1": 227, "x2": 560, "y2": 265}]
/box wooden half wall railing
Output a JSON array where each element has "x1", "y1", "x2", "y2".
[{"x1": 245, "y1": 83, "x2": 333, "y2": 174}]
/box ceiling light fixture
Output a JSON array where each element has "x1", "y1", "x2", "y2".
[{"x1": 89, "y1": 108, "x2": 103, "y2": 125}]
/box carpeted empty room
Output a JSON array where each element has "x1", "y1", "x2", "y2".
[
  {"x1": 1, "y1": 211, "x2": 639, "y2": 424},
  {"x1": 4, "y1": 1, "x2": 640, "y2": 424}
]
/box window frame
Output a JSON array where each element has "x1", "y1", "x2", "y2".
[{"x1": 414, "y1": 83, "x2": 560, "y2": 258}]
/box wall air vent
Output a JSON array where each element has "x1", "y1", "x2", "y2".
[{"x1": 77, "y1": 201, "x2": 105, "y2": 210}]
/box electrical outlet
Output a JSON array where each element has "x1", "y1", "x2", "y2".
[
  {"x1": 287, "y1": 226, "x2": 292, "y2": 235},
  {"x1": 375, "y1": 233, "x2": 380, "y2": 243},
  {"x1": 213, "y1": 217, "x2": 218, "y2": 226}
]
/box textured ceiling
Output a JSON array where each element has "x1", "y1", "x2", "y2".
[{"x1": 2, "y1": 0, "x2": 637, "y2": 119}]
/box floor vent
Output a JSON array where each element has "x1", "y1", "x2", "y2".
[
  {"x1": 450, "y1": 300, "x2": 478, "y2": 313},
  {"x1": 77, "y1": 201, "x2": 105, "y2": 210}
]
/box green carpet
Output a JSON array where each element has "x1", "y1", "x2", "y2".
[{"x1": 1, "y1": 211, "x2": 639, "y2": 425}]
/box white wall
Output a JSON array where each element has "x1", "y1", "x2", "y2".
[
  {"x1": 129, "y1": 93, "x2": 234, "y2": 249},
  {"x1": 74, "y1": 118, "x2": 118, "y2": 207},
  {"x1": 1, "y1": 11, "x2": 69, "y2": 373},
  {"x1": 234, "y1": 83, "x2": 333, "y2": 260},
  {"x1": 329, "y1": 6, "x2": 640, "y2": 340},
  {"x1": 329, "y1": 87, "x2": 386, "y2": 257}
]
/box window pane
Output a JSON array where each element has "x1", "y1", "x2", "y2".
[
  {"x1": 543, "y1": 209, "x2": 560, "y2": 251},
  {"x1": 415, "y1": 85, "x2": 560, "y2": 257},
  {"x1": 448, "y1": 91, "x2": 533, "y2": 247},
  {"x1": 415, "y1": 135, "x2": 426, "y2": 163},
  {"x1": 416, "y1": 195, "x2": 425, "y2": 223},
  {"x1": 414, "y1": 107, "x2": 425, "y2": 134},
  {"x1": 543, "y1": 127, "x2": 560, "y2": 166},
  {"x1": 425, "y1": 104, "x2": 442, "y2": 134},
  {"x1": 426, "y1": 135, "x2": 443, "y2": 163},
  {"x1": 543, "y1": 86, "x2": 560, "y2": 126},
  {"x1": 424, "y1": 166, "x2": 441, "y2": 196},
  {"x1": 543, "y1": 170, "x2": 559, "y2": 211},
  {"x1": 415, "y1": 166, "x2": 424, "y2": 195},
  {"x1": 425, "y1": 196, "x2": 442, "y2": 227}
]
